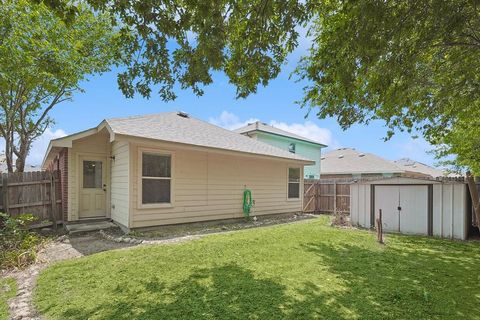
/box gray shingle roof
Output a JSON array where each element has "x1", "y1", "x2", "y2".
[
  {"x1": 393, "y1": 158, "x2": 446, "y2": 178},
  {"x1": 106, "y1": 112, "x2": 314, "y2": 163},
  {"x1": 234, "y1": 121, "x2": 327, "y2": 146},
  {"x1": 321, "y1": 148, "x2": 404, "y2": 175}
]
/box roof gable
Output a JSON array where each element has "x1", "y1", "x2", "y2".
[
  {"x1": 43, "y1": 112, "x2": 316, "y2": 168},
  {"x1": 105, "y1": 113, "x2": 313, "y2": 162}
]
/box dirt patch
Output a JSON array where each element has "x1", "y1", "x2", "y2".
[{"x1": 125, "y1": 213, "x2": 317, "y2": 240}]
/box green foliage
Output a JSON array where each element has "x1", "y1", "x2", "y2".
[
  {"x1": 35, "y1": 217, "x2": 480, "y2": 319},
  {"x1": 0, "y1": 0, "x2": 121, "y2": 171},
  {"x1": 0, "y1": 277, "x2": 17, "y2": 320},
  {"x1": 85, "y1": 0, "x2": 309, "y2": 100},
  {"x1": 0, "y1": 213, "x2": 42, "y2": 269},
  {"x1": 296, "y1": 1, "x2": 480, "y2": 173}
]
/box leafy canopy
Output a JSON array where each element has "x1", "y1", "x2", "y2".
[
  {"x1": 296, "y1": 0, "x2": 480, "y2": 173},
  {"x1": 86, "y1": 0, "x2": 309, "y2": 100},
  {"x1": 0, "y1": 0, "x2": 121, "y2": 171}
]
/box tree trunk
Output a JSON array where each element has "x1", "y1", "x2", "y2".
[
  {"x1": 4, "y1": 132, "x2": 14, "y2": 173},
  {"x1": 14, "y1": 138, "x2": 31, "y2": 173},
  {"x1": 466, "y1": 171, "x2": 480, "y2": 231}
]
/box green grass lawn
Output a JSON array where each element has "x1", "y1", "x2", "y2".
[
  {"x1": 35, "y1": 216, "x2": 480, "y2": 319},
  {"x1": 0, "y1": 277, "x2": 16, "y2": 320}
]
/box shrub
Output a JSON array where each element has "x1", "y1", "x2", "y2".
[{"x1": 0, "y1": 213, "x2": 42, "y2": 269}]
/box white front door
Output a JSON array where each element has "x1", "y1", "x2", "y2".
[{"x1": 79, "y1": 157, "x2": 107, "y2": 219}]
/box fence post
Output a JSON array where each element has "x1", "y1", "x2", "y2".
[
  {"x1": 333, "y1": 180, "x2": 337, "y2": 216},
  {"x1": 2, "y1": 173, "x2": 8, "y2": 215}
]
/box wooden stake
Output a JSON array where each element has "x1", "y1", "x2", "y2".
[{"x1": 376, "y1": 209, "x2": 384, "y2": 244}]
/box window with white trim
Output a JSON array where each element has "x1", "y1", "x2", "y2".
[
  {"x1": 141, "y1": 152, "x2": 171, "y2": 204},
  {"x1": 288, "y1": 167, "x2": 300, "y2": 199}
]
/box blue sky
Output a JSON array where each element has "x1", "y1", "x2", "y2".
[{"x1": 26, "y1": 44, "x2": 437, "y2": 168}]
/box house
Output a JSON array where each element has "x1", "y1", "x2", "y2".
[
  {"x1": 42, "y1": 112, "x2": 314, "y2": 230},
  {"x1": 234, "y1": 121, "x2": 327, "y2": 179},
  {"x1": 321, "y1": 148, "x2": 445, "y2": 179},
  {"x1": 0, "y1": 156, "x2": 41, "y2": 173},
  {"x1": 392, "y1": 158, "x2": 446, "y2": 178}
]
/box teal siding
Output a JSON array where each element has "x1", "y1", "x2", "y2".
[{"x1": 255, "y1": 132, "x2": 322, "y2": 179}]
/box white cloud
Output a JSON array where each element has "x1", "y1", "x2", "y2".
[
  {"x1": 0, "y1": 128, "x2": 67, "y2": 166},
  {"x1": 269, "y1": 120, "x2": 333, "y2": 147},
  {"x1": 209, "y1": 110, "x2": 335, "y2": 147},
  {"x1": 209, "y1": 111, "x2": 259, "y2": 130},
  {"x1": 28, "y1": 128, "x2": 67, "y2": 165},
  {"x1": 397, "y1": 137, "x2": 436, "y2": 166}
]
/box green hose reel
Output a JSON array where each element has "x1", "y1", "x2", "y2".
[{"x1": 243, "y1": 189, "x2": 254, "y2": 218}]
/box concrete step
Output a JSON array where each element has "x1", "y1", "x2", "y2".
[{"x1": 65, "y1": 221, "x2": 116, "y2": 234}]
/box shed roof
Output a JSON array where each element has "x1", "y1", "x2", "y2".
[
  {"x1": 321, "y1": 148, "x2": 404, "y2": 175},
  {"x1": 43, "y1": 112, "x2": 315, "y2": 168},
  {"x1": 234, "y1": 121, "x2": 327, "y2": 147}
]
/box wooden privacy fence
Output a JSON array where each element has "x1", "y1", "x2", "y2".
[
  {"x1": 303, "y1": 179, "x2": 351, "y2": 214},
  {"x1": 0, "y1": 170, "x2": 61, "y2": 225}
]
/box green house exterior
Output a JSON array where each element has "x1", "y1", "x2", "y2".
[{"x1": 234, "y1": 122, "x2": 327, "y2": 179}]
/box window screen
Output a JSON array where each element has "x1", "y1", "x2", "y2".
[
  {"x1": 141, "y1": 153, "x2": 172, "y2": 204},
  {"x1": 288, "y1": 167, "x2": 300, "y2": 199}
]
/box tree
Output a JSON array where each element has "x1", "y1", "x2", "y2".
[
  {"x1": 0, "y1": 0, "x2": 120, "y2": 172},
  {"x1": 84, "y1": 0, "x2": 309, "y2": 100},
  {"x1": 296, "y1": 1, "x2": 480, "y2": 173}
]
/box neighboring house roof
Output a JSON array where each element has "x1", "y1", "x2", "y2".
[
  {"x1": 0, "y1": 156, "x2": 41, "y2": 173},
  {"x1": 43, "y1": 112, "x2": 315, "y2": 168},
  {"x1": 321, "y1": 148, "x2": 404, "y2": 175},
  {"x1": 234, "y1": 121, "x2": 327, "y2": 147},
  {"x1": 393, "y1": 158, "x2": 446, "y2": 178}
]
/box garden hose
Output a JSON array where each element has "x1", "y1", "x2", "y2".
[{"x1": 243, "y1": 189, "x2": 253, "y2": 217}]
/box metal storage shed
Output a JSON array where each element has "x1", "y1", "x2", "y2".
[{"x1": 350, "y1": 177, "x2": 469, "y2": 240}]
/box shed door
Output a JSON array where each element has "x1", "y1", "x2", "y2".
[
  {"x1": 374, "y1": 186, "x2": 400, "y2": 232},
  {"x1": 374, "y1": 185, "x2": 428, "y2": 235}
]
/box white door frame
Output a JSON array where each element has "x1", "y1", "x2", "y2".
[{"x1": 372, "y1": 184, "x2": 433, "y2": 236}]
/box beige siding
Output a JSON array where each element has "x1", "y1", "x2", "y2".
[
  {"x1": 110, "y1": 140, "x2": 129, "y2": 227},
  {"x1": 67, "y1": 129, "x2": 111, "y2": 221},
  {"x1": 129, "y1": 141, "x2": 303, "y2": 228}
]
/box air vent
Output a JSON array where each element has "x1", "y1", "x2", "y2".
[
  {"x1": 358, "y1": 153, "x2": 365, "y2": 157},
  {"x1": 177, "y1": 111, "x2": 189, "y2": 118},
  {"x1": 321, "y1": 157, "x2": 325, "y2": 160},
  {"x1": 338, "y1": 155, "x2": 344, "y2": 159}
]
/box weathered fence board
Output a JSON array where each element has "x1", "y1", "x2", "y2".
[
  {"x1": 303, "y1": 179, "x2": 351, "y2": 214},
  {"x1": 0, "y1": 170, "x2": 62, "y2": 223}
]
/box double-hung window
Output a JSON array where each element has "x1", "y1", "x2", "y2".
[
  {"x1": 288, "y1": 167, "x2": 301, "y2": 199},
  {"x1": 141, "y1": 152, "x2": 172, "y2": 205}
]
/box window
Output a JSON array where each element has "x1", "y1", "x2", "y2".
[
  {"x1": 288, "y1": 167, "x2": 300, "y2": 199},
  {"x1": 141, "y1": 152, "x2": 172, "y2": 204},
  {"x1": 288, "y1": 143, "x2": 296, "y2": 154},
  {"x1": 83, "y1": 161, "x2": 102, "y2": 188}
]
